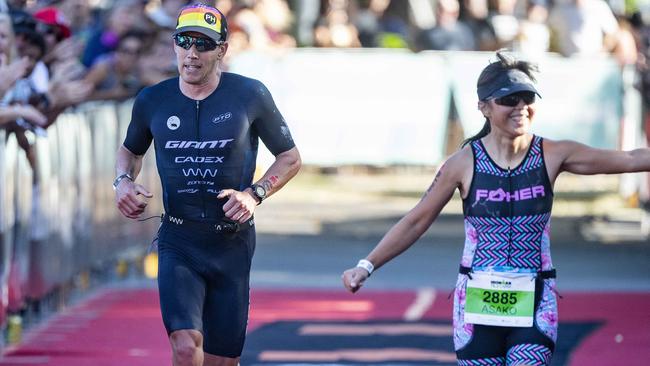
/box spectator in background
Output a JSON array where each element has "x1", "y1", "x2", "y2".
[
  {"x1": 82, "y1": 0, "x2": 139, "y2": 67},
  {"x1": 355, "y1": 0, "x2": 411, "y2": 48},
  {"x1": 415, "y1": 0, "x2": 475, "y2": 51},
  {"x1": 253, "y1": 0, "x2": 296, "y2": 47},
  {"x1": 147, "y1": 0, "x2": 190, "y2": 29},
  {"x1": 8, "y1": 28, "x2": 47, "y2": 114},
  {"x1": 215, "y1": 0, "x2": 237, "y2": 16},
  {"x1": 514, "y1": 0, "x2": 550, "y2": 59},
  {"x1": 548, "y1": 0, "x2": 619, "y2": 57},
  {"x1": 355, "y1": 0, "x2": 385, "y2": 47},
  {"x1": 0, "y1": 12, "x2": 16, "y2": 66},
  {"x1": 9, "y1": 26, "x2": 90, "y2": 129},
  {"x1": 3, "y1": 28, "x2": 47, "y2": 179},
  {"x1": 461, "y1": 0, "x2": 498, "y2": 51},
  {"x1": 291, "y1": 0, "x2": 321, "y2": 46},
  {"x1": 0, "y1": 12, "x2": 29, "y2": 98},
  {"x1": 488, "y1": 0, "x2": 520, "y2": 49},
  {"x1": 229, "y1": 0, "x2": 296, "y2": 50},
  {"x1": 34, "y1": 6, "x2": 73, "y2": 64},
  {"x1": 314, "y1": 0, "x2": 362, "y2": 47},
  {"x1": 58, "y1": 0, "x2": 95, "y2": 44},
  {"x1": 0, "y1": 13, "x2": 45, "y2": 128},
  {"x1": 33, "y1": 7, "x2": 85, "y2": 95},
  {"x1": 83, "y1": 31, "x2": 145, "y2": 101},
  {"x1": 223, "y1": 23, "x2": 251, "y2": 67},
  {"x1": 138, "y1": 28, "x2": 178, "y2": 85}
]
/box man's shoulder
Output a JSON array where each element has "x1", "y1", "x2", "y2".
[
  {"x1": 223, "y1": 72, "x2": 258, "y2": 84},
  {"x1": 222, "y1": 72, "x2": 266, "y2": 92},
  {"x1": 148, "y1": 77, "x2": 180, "y2": 94},
  {"x1": 135, "y1": 77, "x2": 179, "y2": 103}
]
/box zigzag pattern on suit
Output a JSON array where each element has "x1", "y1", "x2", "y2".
[
  {"x1": 457, "y1": 356, "x2": 505, "y2": 366},
  {"x1": 466, "y1": 213, "x2": 550, "y2": 268},
  {"x1": 506, "y1": 343, "x2": 552, "y2": 365},
  {"x1": 472, "y1": 135, "x2": 543, "y2": 177}
]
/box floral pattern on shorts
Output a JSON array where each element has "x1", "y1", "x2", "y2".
[
  {"x1": 535, "y1": 278, "x2": 558, "y2": 342},
  {"x1": 453, "y1": 274, "x2": 473, "y2": 350}
]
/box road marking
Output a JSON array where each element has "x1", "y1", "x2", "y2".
[
  {"x1": 259, "y1": 348, "x2": 457, "y2": 362},
  {"x1": 299, "y1": 323, "x2": 452, "y2": 336},
  {"x1": 404, "y1": 287, "x2": 436, "y2": 321},
  {"x1": 0, "y1": 356, "x2": 51, "y2": 363}
]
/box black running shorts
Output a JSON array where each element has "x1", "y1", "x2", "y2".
[{"x1": 157, "y1": 220, "x2": 256, "y2": 357}]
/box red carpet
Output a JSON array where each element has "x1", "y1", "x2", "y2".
[{"x1": 0, "y1": 288, "x2": 646, "y2": 365}]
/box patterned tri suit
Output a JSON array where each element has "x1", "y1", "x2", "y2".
[{"x1": 454, "y1": 135, "x2": 558, "y2": 366}]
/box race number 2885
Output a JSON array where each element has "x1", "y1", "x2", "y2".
[{"x1": 482, "y1": 291, "x2": 518, "y2": 305}]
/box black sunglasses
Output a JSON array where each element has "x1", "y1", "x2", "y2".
[
  {"x1": 493, "y1": 91, "x2": 536, "y2": 107},
  {"x1": 173, "y1": 34, "x2": 220, "y2": 52}
]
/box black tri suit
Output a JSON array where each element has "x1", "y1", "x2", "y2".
[{"x1": 123, "y1": 73, "x2": 295, "y2": 357}]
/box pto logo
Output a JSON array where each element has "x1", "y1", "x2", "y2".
[
  {"x1": 167, "y1": 116, "x2": 180, "y2": 130},
  {"x1": 212, "y1": 112, "x2": 232, "y2": 124},
  {"x1": 204, "y1": 12, "x2": 216, "y2": 25}
]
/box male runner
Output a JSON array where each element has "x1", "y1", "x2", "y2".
[{"x1": 114, "y1": 4, "x2": 301, "y2": 366}]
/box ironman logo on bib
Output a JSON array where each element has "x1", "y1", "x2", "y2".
[{"x1": 464, "y1": 271, "x2": 536, "y2": 327}]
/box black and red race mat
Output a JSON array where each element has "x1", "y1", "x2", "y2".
[{"x1": 0, "y1": 288, "x2": 647, "y2": 366}]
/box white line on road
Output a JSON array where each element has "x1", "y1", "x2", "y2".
[{"x1": 403, "y1": 287, "x2": 436, "y2": 321}]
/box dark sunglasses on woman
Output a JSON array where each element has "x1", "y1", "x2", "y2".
[
  {"x1": 494, "y1": 91, "x2": 536, "y2": 107},
  {"x1": 173, "y1": 34, "x2": 220, "y2": 52}
]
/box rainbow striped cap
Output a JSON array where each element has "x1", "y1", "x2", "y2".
[{"x1": 173, "y1": 4, "x2": 228, "y2": 43}]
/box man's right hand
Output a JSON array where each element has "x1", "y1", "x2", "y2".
[{"x1": 115, "y1": 179, "x2": 153, "y2": 219}]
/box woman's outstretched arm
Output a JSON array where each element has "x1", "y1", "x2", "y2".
[
  {"x1": 544, "y1": 139, "x2": 650, "y2": 181},
  {"x1": 342, "y1": 149, "x2": 471, "y2": 293}
]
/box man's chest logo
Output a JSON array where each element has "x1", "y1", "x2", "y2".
[
  {"x1": 212, "y1": 112, "x2": 232, "y2": 124},
  {"x1": 167, "y1": 116, "x2": 181, "y2": 130}
]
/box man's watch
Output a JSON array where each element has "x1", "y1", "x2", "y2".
[
  {"x1": 250, "y1": 184, "x2": 267, "y2": 204},
  {"x1": 112, "y1": 173, "x2": 133, "y2": 191}
]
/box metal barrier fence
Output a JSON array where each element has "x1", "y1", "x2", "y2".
[{"x1": 0, "y1": 101, "x2": 162, "y2": 337}]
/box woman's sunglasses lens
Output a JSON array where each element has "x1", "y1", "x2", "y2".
[
  {"x1": 523, "y1": 94, "x2": 535, "y2": 104},
  {"x1": 496, "y1": 93, "x2": 535, "y2": 106}
]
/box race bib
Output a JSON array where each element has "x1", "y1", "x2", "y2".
[{"x1": 464, "y1": 271, "x2": 536, "y2": 327}]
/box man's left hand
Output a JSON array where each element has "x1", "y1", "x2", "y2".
[{"x1": 218, "y1": 189, "x2": 258, "y2": 223}]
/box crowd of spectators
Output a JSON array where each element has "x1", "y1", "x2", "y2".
[
  {"x1": 294, "y1": 0, "x2": 642, "y2": 65},
  {"x1": 0, "y1": 0, "x2": 648, "y2": 172}
]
